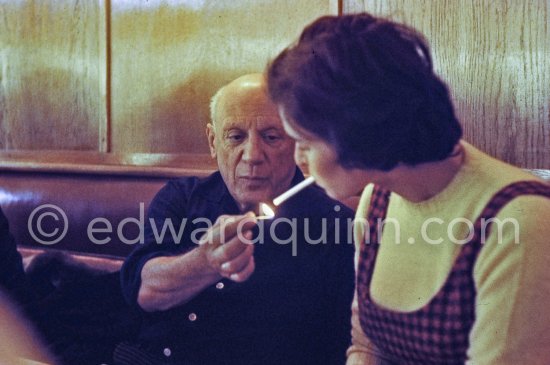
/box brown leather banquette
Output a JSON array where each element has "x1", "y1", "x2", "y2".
[
  {"x1": 0, "y1": 154, "x2": 215, "y2": 272},
  {"x1": 1, "y1": 159, "x2": 548, "y2": 272}
]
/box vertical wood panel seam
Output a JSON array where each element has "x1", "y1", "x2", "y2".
[
  {"x1": 105, "y1": 0, "x2": 112, "y2": 153},
  {"x1": 330, "y1": 0, "x2": 342, "y2": 15},
  {"x1": 98, "y1": 0, "x2": 112, "y2": 153}
]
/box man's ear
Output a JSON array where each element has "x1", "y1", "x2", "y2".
[{"x1": 206, "y1": 123, "x2": 217, "y2": 159}]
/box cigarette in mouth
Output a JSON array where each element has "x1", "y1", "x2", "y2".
[
  {"x1": 257, "y1": 176, "x2": 316, "y2": 219},
  {"x1": 273, "y1": 176, "x2": 315, "y2": 206}
]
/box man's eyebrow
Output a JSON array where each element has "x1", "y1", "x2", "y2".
[
  {"x1": 259, "y1": 127, "x2": 284, "y2": 133},
  {"x1": 222, "y1": 124, "x2": 243, "y2": 131}
]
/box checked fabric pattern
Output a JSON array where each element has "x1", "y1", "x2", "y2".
[{"x1": 356, "y1": 181, "x2": 550, "y2": 364}]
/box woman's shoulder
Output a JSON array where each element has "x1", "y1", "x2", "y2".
[{"x1": 462, "y1": 142, "x2": 544, "y2": 189}]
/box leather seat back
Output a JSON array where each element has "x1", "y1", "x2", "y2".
[{"x1": 0, "y1": 171, "x2": 168, "y2": 258}]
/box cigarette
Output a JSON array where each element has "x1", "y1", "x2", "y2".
[{"x1": 273, "y1": 176, "x2": 315, "y2": 206}]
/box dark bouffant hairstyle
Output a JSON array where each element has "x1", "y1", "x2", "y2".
[{"x1": 267, "y1": 13, "x2": 462, "y2": 171}]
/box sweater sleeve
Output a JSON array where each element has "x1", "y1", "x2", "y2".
[{"x1": 467, "y1": 194, "x2": 550, "y2": 364}]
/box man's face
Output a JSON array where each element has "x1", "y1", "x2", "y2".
[{"x1": 207, "y1": 84, "x2": 296, "y2": 212}]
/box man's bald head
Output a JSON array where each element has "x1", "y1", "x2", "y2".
[{"x1": 210, "y1": 73, "x2": 278, "y2": 127}]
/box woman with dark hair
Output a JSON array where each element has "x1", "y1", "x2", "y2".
[{"x1": 267, "y1": 13, "x2": 550, "y2": 365}]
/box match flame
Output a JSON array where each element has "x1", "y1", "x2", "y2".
[{"x1": 258, "y1": 203, "x2": 276, "y2": 219}]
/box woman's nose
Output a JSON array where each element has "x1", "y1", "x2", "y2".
[{"x1": 294, "y1": 145, "x2": 308, "y2": 171}]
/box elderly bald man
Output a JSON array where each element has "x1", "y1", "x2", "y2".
[{"x1": 118, "y1": 74, "x2": 355, "y2": 365}]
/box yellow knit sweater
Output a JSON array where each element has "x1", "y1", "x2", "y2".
[{"x1": 347, "y1": 142, "x2": 550, "y2": 365}]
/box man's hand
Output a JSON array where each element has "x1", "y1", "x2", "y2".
[
  {"x1": 198, "y1": 212, "x2": 257, "y2": 283},
  {"x1": 138, "y1": 212, "x2": 258, "y2": 311}
]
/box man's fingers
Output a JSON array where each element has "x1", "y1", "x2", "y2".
[
  {"x1": 219, "y1": 244, "x2": 254, "y2": 277},
  {"x1": 200, "y1": 213, "x2": 256, "y2": 277},
  {"x1": 199, "y1": 212, "x2": 257, "y2": 246},
  {"x1": 213, "y1": 229, "x2": 253, "y2": 259},
  {"x1": 228, "y1": 256, "x2": 255, "y2": 283}
]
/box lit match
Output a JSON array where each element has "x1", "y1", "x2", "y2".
[
  {"x1": 257, "y1": 203, "x2": 275, "y2": 220},
  {"x1": 258, "y1": 176, "x2": 315, "y2": 219}
]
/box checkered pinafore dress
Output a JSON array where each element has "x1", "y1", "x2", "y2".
[{"x1": 356, "y1": 181, "x2": 550, "y2": 364}]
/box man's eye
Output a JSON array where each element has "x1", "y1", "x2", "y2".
[
  {"x1": 263, "y1": 134, "x2": 282, "y2": 143},
  {"x1": 227, "y1": 133, "x2": 244, "y2": 142}
]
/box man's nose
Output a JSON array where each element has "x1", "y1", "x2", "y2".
[{"x1": 242, "y1": 135, "x2": 264, "y2": 164}]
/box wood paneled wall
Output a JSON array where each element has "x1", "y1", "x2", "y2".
[
  {"x1": 0, "y1": 0, "x2": 334, "y2": 159},
  {"x1": 344, "y1": 0, "x2": 550, "y2": 168},
  {"x1": 111, "y1": 0, "x2": 336, "y2": 154},
  {"x1": 0, "y1": 0, "x2": 106, "y2": 151},
  {"x1": 0, "y1": 0, "x2": 548, "y2": 169}
]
